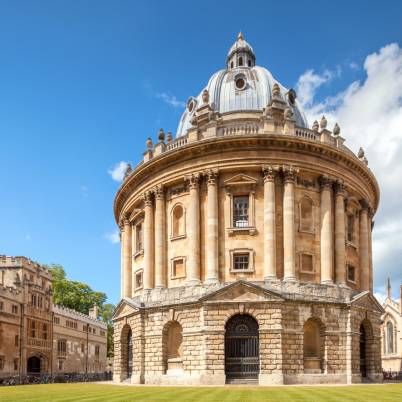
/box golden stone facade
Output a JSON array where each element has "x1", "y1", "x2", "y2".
[
  {"x1": 0, "y1": 256, "x2": 107, "y2": 377},
  {"x1": 112, "y1": 34, "x2": 383, "y2": 385}
]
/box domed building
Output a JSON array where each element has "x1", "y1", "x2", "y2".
[{"x1": 112, "y1": 33, "x2": 384, "y2": 385}]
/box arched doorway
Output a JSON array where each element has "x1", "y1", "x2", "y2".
[
  {"x1": 27, "y1": 356, "x2": 41, "y2": 373},
  {"x1": 127, "y1": 329, "x2": 133, "y2": 378},
  {"x1": 225, "y1": 314, "x2": 259, "y2": 382},
  {"x1": 359, "y1": 323, "x2": 366, "y2": 378}
]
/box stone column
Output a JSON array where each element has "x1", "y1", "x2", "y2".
[
  {"x1": 262, "y1": 165, "x2": 278, "y2": 280},
  {"x1": 143, "y1": 191, "x2": 154, "y2": 290},
  {"x1": 334, "y1": 180, "x2": 347, "y2": 286},
  {"x1": 320, "y1": 175, "x2": 334, "y2": 284},
  {"x1": 283, "y1": 165, "x2": 298, "y2": 281},
  {"x1": 206, "y1": 170, "x2": 219, "y2": 284},
  {"x1": 186, "y1": 173, "x2": 201, "y2": 285},
  {"x1": 119, "y1": 222, "x2": 125, "y2": 298},
  {"x1": 368, "y1": 209, "x2": 374, "y2": 293},
  {"x1": 359, "y1": 200, "x2": 370, "y2": 291},
  {"x1": 121, "y1": 215, "x2": 132, "y2": 298},
  {"x1": 154, "y1": 185, "x2": 166, "y2": 288}
]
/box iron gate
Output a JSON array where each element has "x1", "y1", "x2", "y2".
[{"x1": 225, "y1": 315, "x2": 259, "y2": 380}]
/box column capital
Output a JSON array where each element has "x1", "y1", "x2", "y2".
[
  {"x1": 359, "y1": 199, "x2": 370, "y2": 211},
  {"x1": 119, "y1": 213, "x2": 131, "y2": 230},
  {"x1": 262, "y1": 165, "x2": 280, "y2": 183},
  {"x1": 318, "y1": 174, "x2": 333, "y2": 191},
  {"x1": 184, "y1": 173, "x2": 201, "y2": 189},
  {"x1": 334, "y1": 179, "x2": 347, "y2": 196},
  {"x1": 142, "y1": 190, "x2": 153, "y2": 206},
  {"x1": 154, "y1": 184, "x2": 165, "y2": 200},
  {"x1": 282, "y1": 165, "x2": 299, "y2": 183},
  {"x1": 205, "y1": 169, "x2": 219, "y2": 185}
]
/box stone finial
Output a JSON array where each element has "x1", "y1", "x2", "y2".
[
  {"x1": 146, "y1": 137, "x2": 153, "y2": 150},
  {"x1": 124, "y1": 163, "x2": 132, "y2": 179},
  {"x1": 358, "y1": 147, "x2": 368, "y2": 165},
  {"x1": 158, "y1": 128, "x2": 165, "y2": 143},
  {"x1": 202, "y1": 89, "x2": 210, "y2": 104},
  {"x1": 272, "y1": 83, "x2": 281, "y2": 98},
  {"x1": 333, "y1": 123, "x2": 340, "y2": 136},
  {"x1": 284, "y1": 107, "x2": 293, "y2": 120},
  {"x1": 320, "y1": 115, "x2": 327, "y2": 130},
  {"x1": 166, "y1": 131, "x2": 172, "y2": 143},
  {"x1": 312, "y1": 120, "x2": 319, "y2": 132},
  {"x1": 387, "y1": 277, "x2": 392, "y2": 299},
  {"x1": 237, "y1": 31, "x2": 244, "y2": 41}
]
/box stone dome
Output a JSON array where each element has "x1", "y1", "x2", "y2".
[{"x1": 176, "y1": 33, "x2": 309, "y2": 137}]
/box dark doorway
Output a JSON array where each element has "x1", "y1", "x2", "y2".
[
  {"x1": 27, "y1": 356, "x2": 41, "y2": 373},
  {"x1": 359, "y1": 324, "x2": 366, "y2": 378},
  {"x1": 225, "y1": 314, "x2": 259, "y2": 381},
  {"x1": 127, "y1": 329, "x2": 133, "y2": 378}
]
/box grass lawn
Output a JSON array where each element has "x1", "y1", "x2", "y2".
[{"x1": 0, "y1": 383, "x2": 402, "y2": 402}]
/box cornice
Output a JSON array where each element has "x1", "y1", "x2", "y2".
[{"x1": 114, "y1": 135, "x2": 380, "y2": 222}]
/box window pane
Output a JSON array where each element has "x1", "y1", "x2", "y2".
[
  {"x1": 233, "y1": 253, "x2": 249, "y2": 270},
  {"x1": 233, "y1": 196, "x2": 249, "y2": 227}
]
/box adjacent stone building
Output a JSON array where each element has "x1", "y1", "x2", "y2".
[
  {"x1": 0, "y1": 256, "x2": 107, "y2": 377},
  {"x1": 112, "y1": 33, "x2": 384, "y2": 385},
  {"x1": 382, "y1": 279, "x2": 402, "y2": 373}
]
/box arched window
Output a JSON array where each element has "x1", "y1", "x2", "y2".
[
  {"x1": 303, "y1": 319, "x2": 322, "y2": 373},
  {"x1": 171, "y1": 204, "x2": 185, "y2": 238},
  {"x1": 163, "y1": 321, "x2": 183, "y2": 373},
  {"x1": 387, "y1": 321, "x2": 394, "y2": 354},
  {"x1": 300, "y1": 197, "x2": 313, "y2": 232},
  {"x1": 238, "y1": 56, "x2": 243, "y2": 66},
  {"x1": 248, "y1": 59, "x2": 251, "y2": 67}
]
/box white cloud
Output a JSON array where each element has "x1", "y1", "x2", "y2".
[
  {"x1": 108, "y1": 161, "x2": 128, "y2": 183},
  {"x1": 156, "y1": 92, "x2": 185, "y2": 108},
  {"x1": 105, "y1": 229, "x2": 120, "y2": 244},
  {"x1": 297, "y1": 43, "x2": 402, "y2": 298}
]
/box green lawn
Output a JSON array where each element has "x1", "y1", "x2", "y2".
[{"x1": 0, "y1": 383, "x2": 402, "y2": 402}]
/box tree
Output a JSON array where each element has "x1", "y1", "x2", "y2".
[{"x1": 45, "y1": 264, "x2": 114, "y2": 356}]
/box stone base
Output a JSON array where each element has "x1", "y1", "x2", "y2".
[
  {"x1": 259, "y1": 373, "x2": 284, "y2": 385},
  {"x1": 284, "y1": 373, "x2": 347, "y2": 385},
  {"x1": 144, "y1": 372, "x2": 225, "y2": 385}
]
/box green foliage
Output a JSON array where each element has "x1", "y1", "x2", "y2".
[{"x1": 45, "y1": 264, "x2": 115, "y2": 356}]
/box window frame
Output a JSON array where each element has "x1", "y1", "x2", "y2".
[
  {"x1": 347, "y1": 264, "x2": 356, "y2": 284},
  {"x1": 170, "y1": 203, "x2": 187, "y2": 241},
  {"x1": 170, "y1": 256, "x2": 187, "y2": 280},
  {"x1": 134, "y1": 269, "x2": 144, "y2": 290},
  {"x1": 299, "y1": 252, "x2": 315, "y2": 274},
  {"x1": 298, "y1": 196, "x2": 315, "y2": 234},
  {"x1": 229, "y1": 249, "x2": 255, "y2": 273}
]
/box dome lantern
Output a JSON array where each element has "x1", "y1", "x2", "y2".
[{"x1": 227, "y1": 32, "x2": 256, "y2": 70}]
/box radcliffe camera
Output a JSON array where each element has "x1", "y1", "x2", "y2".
[{"x1": 0, "y1": 2, "x2": 402, "y2": 401}]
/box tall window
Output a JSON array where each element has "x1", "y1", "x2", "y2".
[
  {"x1": 387, "y1": 321, "x2": 394, "y2": 354},
  {"x1": 347, "y1": 215, "x2": 354, "y2": 242},
  {"x1": 238, "y1": 56, "x2": 243, "y2": 66},
  {"x1": 300, "y1": 197, "x2": 313, "y2": 232},
  {"x1": 135, "y1": 222, "x2": 143, "y2": 252},
  {"x1": 57, "y1": 339, "x2": 67, "y2": 356},
  {"x1": 0, "y1": 356, "x2": 4, "y2": 370},
  {"x1": 42, "y1": 323, "x2": 48, "y2": 340},
  {"x1": 15, "y1": 335, "x2": 19, "y2": 347},
  {"x1": 347, "y1": 265, "x2": 355, "y2": 283},
  {"x1": 233, "y1": 196, "x2": 249, "y2": 227},
  {"x1": 95, "y1": 345, "x2": 100, "y2": 358},
  {"x1": 30, "y1": 320, "x2": 36, "y2": 338}
]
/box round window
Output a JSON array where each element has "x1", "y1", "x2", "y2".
[
  {"x1": 235, "y1": 77, "x2": 246, "y2": 90},
  {"x1": 187, "y1": 100, "x2": 195, "y2": 113}
]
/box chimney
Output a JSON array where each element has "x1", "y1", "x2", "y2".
[{"x1": 89, "y1": 304, "x2": 99, "y2": 319}]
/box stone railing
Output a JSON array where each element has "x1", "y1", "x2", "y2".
[
  {"x1": 295, "y1": 128, "x2": 319, "y2": 141},
  {"x1": 166, "y1": 136, "x2": 188, "y2": 151},
  {"x1": 27, "y1": 337, "x2": 52, "y2": 349},
  {"x1": 218, "y1": 123, "x2": 261, "y2": 136}
]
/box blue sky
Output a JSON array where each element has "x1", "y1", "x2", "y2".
[{"x1": 1, "y1": 1, "x2": 402, "y2": 305}]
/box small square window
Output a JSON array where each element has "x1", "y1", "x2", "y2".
[
  {"x1": 347, "y1": 265, "x2": 355, "y2": 283},
  {"x1": 11, "y1": 305, "x2": 18, "y2": 314},
  {"x1": 171, "y1": 258, "x2": 186, "y2": 279},
  {"x1": 233, "y1": 253, "x2": 250, "y2": 270},
  {"x1": 135, "y1": 271, "x2": 143, "y2": 289}
]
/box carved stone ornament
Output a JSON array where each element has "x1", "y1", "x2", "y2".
[
  {"x1": 272, "y1": 83, "x2": 281, "y2": 98},
  {"x1": 154, "y1": 184, "x2": 165, "y2": 200},
  {"x1": 320, "y1": 115, "x2": 327, "y2": 130},
  {"x1": 312, "y1": 120, "x2": 319, "y2": 132},
  {"x1": 166, "y1": 131, "x2": 172, "y2": 143},
  {"x1": 124, "y1": 163, "x2": 133, "y2": 179},
  {"x1": 206, "y1": 169, "x2": 219, "y2": 185},
  {"x1": 318, "y1": 174, "x2": 332, "y2": 190},
  {"x1": 359, "y1": 199, "x2": 369, "y2": 211},
  {"x1": 282, "y1": 165, "x2": 299, "y2": 183},
  {"x1": 185, "y1": 173, "x2": 201, "y2": 189},
  {"x1": 142, "y1": 190, "x2": 153, "y2": 206},
  {"x1": 333, "y1": 123, "x2": 341, "y2": 136},
  {"x1": 334, "y1": 179, "x2": 347, "y2": 196},
  {"x1": 158, "y1": 128, "x2": 165, "y2": 143},
  {"x1": 146, "y1": 137, "x2": 153, "y2": 150},
  {"x1": 202, "y1": 89, "x2": 209, "y2": 104},
  {"x1": 262, "y1": 165, "x2": 279, "y2": 182},
  {"x1": 284, "y1": 107, "x2": 293, "y2": 120}
]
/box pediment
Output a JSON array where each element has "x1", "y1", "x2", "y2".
[
  {"x1": 112, "y1": 297, "x2": 141, "y2": 320},
  {"x1": 201, "y1": 280, "x2": 284, "y2": 303},
  {"x1": 350, "y1": 291, "x2": 385, "y2": 314},
  {"x1": 224, "y1": 174, "x2": 258, "y2": 188}
]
